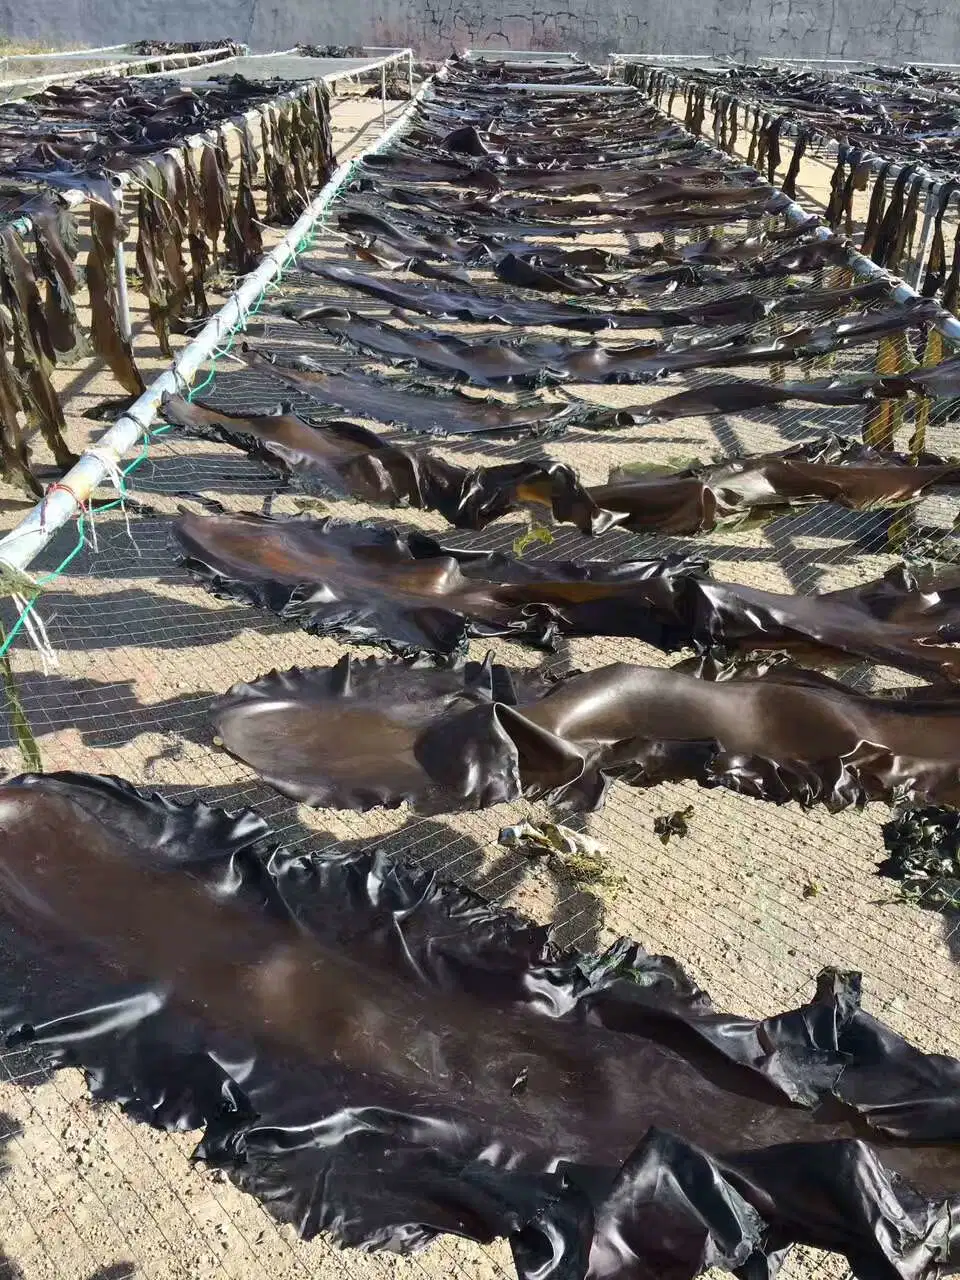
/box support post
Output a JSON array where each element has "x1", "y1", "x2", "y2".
[{"x1": 381, "y1": 62, "x2": 387, "y2": 127}]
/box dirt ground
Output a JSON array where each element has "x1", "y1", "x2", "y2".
[{"x1": 0, "y1": 77, "x2": 957, "y2": 1280}]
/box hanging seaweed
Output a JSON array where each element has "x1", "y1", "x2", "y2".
[
  {"x1": 86, "y1": 199, "x2": 143, "y2": 397},
  {"x1": 0, "y1": 224, "x2": 74, "y2": 471},
  {"x1": 229, "y1": 121, "x2": 263, "y2": 275},
  {"x1": 134, "y1": 156, "x2": 190, "y2": 357},
  {"x1": 30, "y1": 202, "x2": 86, "y2": 365}
]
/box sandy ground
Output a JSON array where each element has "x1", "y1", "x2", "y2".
[{"x1": 0, "y1": 79, "x2": 958, "y2": 1280}]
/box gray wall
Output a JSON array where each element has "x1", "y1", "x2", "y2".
[{"x1": 2, "y1": 0, "x2": 959, "y2": 63}]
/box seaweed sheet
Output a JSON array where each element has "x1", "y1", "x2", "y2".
[
  {"x1": 173, "y1": 513, "x2": 960, "y2": 681},
  {"x1": 213, "y1": 653, "x2": 960, "y2": 814},
  {"x1": 3, "y1": 771, "x2": 960, "y2": 1280},
  {"x1": 162, "y1": 398, "x2": 960, "y2": 536}
]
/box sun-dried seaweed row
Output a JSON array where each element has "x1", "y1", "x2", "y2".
[
  {"x1": 4, "y1": 771, "x2": 960, "y2": 1279},
  {"x1": 161, "y1": 394, "x2": 613, "y2": 533},
  {"x1": 174, "y1": 511, "x2": 960, "y2": 682},
  {"x1": 213, "y1": 652, "x2": 960, "y2": 817},
  {"x1": 284, "y1": 298, "x2": 941, "y2": 388},
  {"x1": 162, "y1": 394, "x2": 960, "y2": 538}
]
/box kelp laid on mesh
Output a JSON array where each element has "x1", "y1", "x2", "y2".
[
  {"x1": 161, "y1": 395, "x2": 612, "y2": 533},
  {"x1": 162, "y1": 394, "x2": 960, "y2": 538},
  {"x1": 213, "y1": 652, "x2": 960, "y2": 816},
  {"x1": 284, "y1": 300, "x2": 942, "y2": 388},
  {"x1": 4, "y1": 770, "x2": 960, "y2": 1280},
  {"x1": 174, "y1": 512, "x2": 960, "y2": 680}
]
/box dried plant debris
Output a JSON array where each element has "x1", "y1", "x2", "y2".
[
  {"x1": 880, "y1": 805, "x2": 960, "y2": 910},
  {"x1": 4, "y1": 770, "x2": 960, "y2": 1280},
  {"x1": 498, "y1": 820, "x2": 621, "y2": 890},
  {"x1": 654, "y1": 805, "x2": 695, "y2": 846}
]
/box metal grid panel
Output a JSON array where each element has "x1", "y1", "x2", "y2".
[{"x1": 1, "y1": 71, "x2": 959, "y2": 1280}]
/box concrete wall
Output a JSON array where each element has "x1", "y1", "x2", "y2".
[{"x1": 2, "y1": 0, "x2": 960, "y2": 63}]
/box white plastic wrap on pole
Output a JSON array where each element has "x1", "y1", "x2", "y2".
[{"x1": 0, "y1": 78, "x2": 432, "y2": 574}]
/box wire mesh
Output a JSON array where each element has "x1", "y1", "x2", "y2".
[{"x1": 1, "y1": 69, "x2": 959, "y2": 1280}]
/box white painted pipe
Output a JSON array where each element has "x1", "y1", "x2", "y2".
[{"x1": 0, "y1": 76, "x2": 433, "y2": 573}]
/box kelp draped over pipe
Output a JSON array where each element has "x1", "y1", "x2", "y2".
[
  {"x1": 0, "y1": 73, "x2": 335, "y2": 459},
  {"x1": 4, "y1": 771, "x2": 960, "y2": 1280},
  {"x1": 213, "y1": 652, "x2": 960, "y2": 815},
  {"x1": 173, "y1": 513, "x2": 960, "y2": 681}
]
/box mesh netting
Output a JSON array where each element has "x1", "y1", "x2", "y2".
[{"x1": 1, "y1": 71, "x2": 958, "y2": 1280}]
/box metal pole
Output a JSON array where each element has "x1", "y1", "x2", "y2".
[
  {"x1": 0, "y1": 76, "x2": 434, "y2": 574},
  {"x1": 114, "y1": 223, "x2": 132, "y2": 343},
  {"x1": 408, "y1": 49, "x2": 414, "y2": 98},
  {"x1": 381, "y1": 61, "x2": 387, "y2": 128},
  {"x1": 910, "y1": 186, "x2": 937, "y2": 289}
]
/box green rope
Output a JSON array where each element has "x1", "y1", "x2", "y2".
[{"x1": 0, "y1": 223, "x2": 321, "y2": 661}]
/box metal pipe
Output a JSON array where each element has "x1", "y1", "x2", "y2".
[
  {"x1": 0, "y1": 75, "x2": 433, "y2": 574},
  {"x1": 113, "y1": 221, "x2": 132, "y2": 343},
  {"x1": 1, "y1": 42, "x2": 128, "y2": 61},
  {"x1": 0, "y1": 43, "x2": 236, "y2": 95}
]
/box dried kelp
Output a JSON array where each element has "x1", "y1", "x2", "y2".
[
  {"x1": 299, "y1": 301, "x2": 940, "y2": 388},
  {"x1": 297, "y1": 261, "x2": 769, "y2": 331},
  {"x1": 213, "y1": 653, "x2": 960, "y2": 815},
  {"x1": 614, "y1": 351, "x2": 960, "y2": 424},
  {"x1": 241, "y1": 349, "x2": 580, "y2": 437},
  {"x1": 0, "y1": 223, "x2": 74, "y2": 470},
  {"x1": 30, "y1": 203, "x2": 87, "y2": 365},
  {"x1": 4, "y1": 772, "x2": 960, "y2": 1280},
  {"x1": 164, "y1": 397, "x2": 960, "y2": 538},
  {"x1": 86, "y1": 199, "x2": 143, "y2": 396},
  {"x1": 174, "y1": 514, "x2": 960, "y2": 680},
  {"x1": 135, "y1": 156, "x2": 190, "y2": 357},
  {"x1": 161, "y1": 395, "x2": 613, "y2": 533},
  {"x1": 592, "y1": 437, "x2": 960, "y2": 535}
]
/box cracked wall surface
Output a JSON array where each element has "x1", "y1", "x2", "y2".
[{"x1": 1, "y1": 0, "x2": 959, "y2": 74}]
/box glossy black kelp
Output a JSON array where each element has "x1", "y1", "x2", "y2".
[
  {"x1": 3, "y1": 770, "x2": 960, "y2": 1280},
  {"x1": 164, "y1": 397, "x2": 960, "y2": 535},
  {"x1": 175, "y1": 513, "x2": 960, "y2": 680},
  {"x1": 214, "y1": 653, "x2": 960, "y2": 815},
  {"x1": 591, "y1": 436, "x2": 960, "y2": 534}
]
